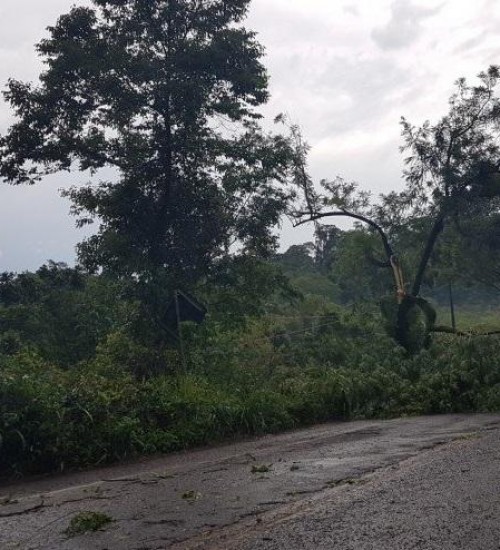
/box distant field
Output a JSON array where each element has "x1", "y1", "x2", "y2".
[{"x1": 436, "y1": 306, "x2": 500, "y2": 332}]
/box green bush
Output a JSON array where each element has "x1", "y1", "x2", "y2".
[
  {"x1": 0, "y1": 352, "x2": 142, "y2": 474},
  {"x1": 1, "y1": 307, "x2": 499, "y2": 477}
]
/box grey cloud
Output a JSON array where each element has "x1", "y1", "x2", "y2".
[
  {"x1": 0, "y1": 184, "x2": 78, "y2": 272},
  {"x1": 313, "y1": 56, "x2": 413, "y2": 136},
  {"x1": 262, "y1": 40, "x2": 430, "y2": 173},
  {"x1": 310, "y1": 136, "x2": 404, "y2": 195},
  {"x1": 251, "y1": 7, "x2": 417, "y2": 140},
  {"x1": 0, "y1": 0, "x2": 92, "y2": 54},
  {"x1": 249, "y1": 1, "x2": 331, "y2": 48},
  {"x1": 453, "y1": 36, "x2": 484, "y2": 55},
  {"x1": 372, "y1": 0, "x2": 443, "y2": 51},
  {"x1": 476, "y1": 6, "x2": 500, "y2": 41},
  {"x1": 343, "y1": 5, "x2": 359, "y2": 16},
  {"x1": 0, "y1": 168, "x2": 98, "y2": 272}
]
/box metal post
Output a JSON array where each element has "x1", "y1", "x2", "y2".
[{"x1": 174, "y1": 290, "x2": 187, "y2": 374}]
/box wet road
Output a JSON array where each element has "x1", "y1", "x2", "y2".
[{"x1": 1, "y1": 414, "x2": 499, "y2": 549}]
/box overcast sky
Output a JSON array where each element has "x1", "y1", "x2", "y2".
[{"x1": 0, "y1": 0, "x2": 499, "y2": 271}]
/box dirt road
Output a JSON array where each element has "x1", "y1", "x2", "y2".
[{"x1": 1, "y1": 414, "x2": 499, "y2": 549}]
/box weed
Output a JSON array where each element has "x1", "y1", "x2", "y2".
[
  {"x1": 251, "y1": 464, "x2": 271, "y2": 474},
  {"x1": 64, "y1": 511, "x2": 113, "y2": 537},
  {"x1": 454, "y1": 433, "x2": 480, "y2": 442},
  {"x1": 182, "y1": 490, "x2": 202, "y2": 501},
  {"x1": 325, "y1": 477, "x2": 366, "y2": 488}
]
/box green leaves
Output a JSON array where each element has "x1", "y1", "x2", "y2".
[
  {"x1": 1, "y1": 0, "x2": 295, "y2": 294},
  {"x1": 401, "y1": 65, "x2": 500, "y2": 216},
  {"x1": 0, "y1": 263, "x2": 131, "y2": 366}
]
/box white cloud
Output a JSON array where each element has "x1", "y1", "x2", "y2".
[{"x1": 371, "y1": 0, "x2": 443, "y2": 51}]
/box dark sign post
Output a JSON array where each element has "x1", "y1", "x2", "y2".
[{"x1": 165, "y1": 291, "x2": 207, "y2": 373}]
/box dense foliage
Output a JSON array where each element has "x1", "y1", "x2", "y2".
[{"x1": 0, "y1": 260, "x2": 499, "y2": 477}]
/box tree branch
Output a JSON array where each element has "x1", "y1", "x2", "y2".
[
  {"x1": 411, "y1": 213, "x2": 445, "y2": 296},
  {"x1": 293, "y1": 210, "x2": 395, "y2": 262}
]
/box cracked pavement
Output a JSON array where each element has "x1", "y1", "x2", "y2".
[{"x1": 1, "y1": 414, "x2": 499, "y2": 549}]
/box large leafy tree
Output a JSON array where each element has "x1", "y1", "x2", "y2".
[
  {"x1": 292, "y1": 67, "x2": 500, "y2": 352},
  {"x1": 0, "y1": 0, "x2": 293, "y2": 289}
]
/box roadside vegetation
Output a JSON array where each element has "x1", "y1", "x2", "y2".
[
  {"x1": 0, "y1": 0, "x2": 500, "y2": 477},
  {"x1": 1, "y1": 262, "x2": 499, "y2": 476}
]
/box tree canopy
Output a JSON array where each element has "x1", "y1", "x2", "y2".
[{"x1": 0, "y1": 0, "x2": 294, "y2": 287}]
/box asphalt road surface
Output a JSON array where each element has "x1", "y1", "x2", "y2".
[{"x1": 1, "y1": 414, "x2": 500, "y2": 549}]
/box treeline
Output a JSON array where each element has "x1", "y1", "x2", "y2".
[{"x1": 273, "y1": 225, "x2": 500, "y2": 309}]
